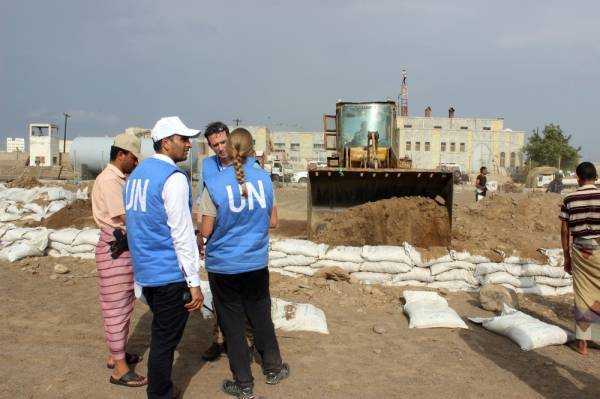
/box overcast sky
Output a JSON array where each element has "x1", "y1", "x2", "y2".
[{"x1": 1, "y1": 0, "x2": 598, "y2": 160}]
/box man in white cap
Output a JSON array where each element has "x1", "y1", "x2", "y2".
[
  {"x1": 125, "y1": 117, "x2": 204, "y2": 399},
  {"x1": 91, "y1": 133, "x2": 146, "y2": 388}
]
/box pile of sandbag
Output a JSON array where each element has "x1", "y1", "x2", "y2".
[
  {"x1": 0, "y1": 184, "x2": 88, "y2": 222},
  {"x1": 0, "y1": 223, "x2": 99, "y2": 261},
  {"x1": 269, "y1": 239, "x2": 572, "y2": 296}
]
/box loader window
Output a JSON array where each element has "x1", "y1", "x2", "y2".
[{"x1": 340, "y1": 104, "x2": 392, "y2": 148}]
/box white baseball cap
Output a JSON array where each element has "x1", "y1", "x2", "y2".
[{"x1": 151, "y1": 116, "x2": 200, "y2": 142}]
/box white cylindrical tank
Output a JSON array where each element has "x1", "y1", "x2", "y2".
[{"x1": 70, "y1": 137, "x2": 201, "y2": 177}]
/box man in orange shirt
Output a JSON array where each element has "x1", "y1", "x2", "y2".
[{"x1": 91, "y1": 133, "x2": 146, "y2": 387}]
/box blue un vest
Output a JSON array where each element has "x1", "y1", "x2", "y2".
[
  {"x1": 200, "y1": 155, "x2": 259, "y2": 188},
  {"x1": 204, "y1": 162, "x2": 273, "y2": 274},
  {"x1": 124, "y1": 157, "x2": 192, "y2": 287}
]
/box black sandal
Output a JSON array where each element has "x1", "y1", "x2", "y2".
[
  {"x1": 109, "y1": 371, "x2": 147, "y2": 387},
  {"x1": 107, "y1": 353, "x2": 143, "y2": 369}
]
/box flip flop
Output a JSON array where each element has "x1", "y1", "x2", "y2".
[
  {"x1": 567, "y1": 342, "x2": 588, "y2": 355},
  {"x1": 109, "y1": 371, "x2": 147, "y2": 387},
  {"x1": 107, "y1": 353, "x2": 143, "y2": 369}
]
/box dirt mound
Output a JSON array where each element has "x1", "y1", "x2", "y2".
[
  {"x1": 7, "y1": 175, "x2": 41, "y2": 189},
  {"x1": 452, "y1": 192, "x2": 563, "y2": 261},
  {"x1": 313, "y1": 197, "x2": 451, "y2": 247},
  {"x1": 40, "y1": 200, "x2": 96, "y2": 229}
]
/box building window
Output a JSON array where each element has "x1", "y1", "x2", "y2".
[
  {"x1": 460, "y1": 126, "x2": 469, "y2": 130},
  {"x1": 313, "y1": 143, "x2": 325, "y2": 150},
  {"x1": 450, "y1": 142, "x2": 456, "y2": 152},
  {"x1": 441, "y1": 142, "x2": 446, "y2": 152},
  {"x1": 406, "y1": 141, "x2": 411, "y2": 151},
  {"x1": 404, "y1": 124, "x2": 412, "y2": 128},
  {"x1": 274, "y1": 142, "x2": 285, "y2": 149},
  {"x1": 510, "y1": 152, "x2": 516, "y2": 167},
  {"x1": 460, "y1": 143, "x2": 465, "y2": 152},
  {"x1": 425, "y1": 142, "x2": 430, "y2": 151},
  {"x1": 483, "y1": 126, "x2": 491, "y2": 131},
  {"x1": 499, "y1": 152, "x2": 506, "y2": 167},
  {"x1": 290, "y1": 143, "x2": 300, "y2": 151},
  {"x1": 434, "y1": 125, "x2": 442, "y2": 129},
  {"x1": 415, "y1": 141, "x2": 420, "y2": 151}
]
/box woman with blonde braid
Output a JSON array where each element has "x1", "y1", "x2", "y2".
[{"x1": 200, "y1": 128, "x2": 289, "y2": 399}]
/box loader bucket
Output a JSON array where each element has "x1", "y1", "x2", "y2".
[{"x1": 307, "y1": 167, "x2": 454, "y2": 239}]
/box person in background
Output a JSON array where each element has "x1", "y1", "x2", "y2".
[
  {"x1": 201, "y1": 128, "x2": 289, "y2": 399},
  {"x1": 547, "y1": 172, "x2": 565, "y2": 193},
  {"x1": 475, "y1": 166, "x2": 488, "y2": 202},
  {"x1": 91, "y1": 133, "x2": 146, "y2": 388},
  {"x1": 560, "y1": 162, "x2": 600, "y2": 355},
  {"x1": 125, "y1": 116, "x2": 203, "y2": 399}
]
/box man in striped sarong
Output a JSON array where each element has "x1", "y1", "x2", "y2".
[
  {"x1": 560, "y1": 161, "x2": 600, "y2": 355},
  {"x1": 91, "y1": 133, "x2": 146, "y2": 387}
]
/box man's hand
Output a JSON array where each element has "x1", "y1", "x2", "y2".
[
  {"x1": 184, "y1": 286, "x2": 204, "y2": 312},
  {"x1": 197, "y1": 234, "x2": 206, "y2": 260},
  {"x1": 564, "y1": 257, "x2": 572, "y2": 275}
]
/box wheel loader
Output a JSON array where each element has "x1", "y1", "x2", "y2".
[{"x1": 307, "y1": 101, "x2": 453, "y2": 238}]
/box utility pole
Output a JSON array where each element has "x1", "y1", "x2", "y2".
[
  {"x1": 63, "y1": 112, "x2": 70, "y2": 153},
  {"x1": 232, "y1": 118, "x2": 242, "y2": 126}
]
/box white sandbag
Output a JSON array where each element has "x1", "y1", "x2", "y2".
[
  {"x1": 0, "y1": 223, "x2": 15, "y2": 240},
  {"x1": 434, "y1": 269, "x2": 478, "y2": 285},
  {"x1": 504, "y1": 256, "x2": 539, "y2": 265},
  {"x1": 70, "y1": 252, "x2": 95, "y2": 260},
  {"x1": 269, "y1": 268, "x2": 301, "y2": 278},
  {"x1": 322, "y1": 245, "x2": 363, "y2": 263},
  {"x1": 361, "y1": 245, "x2": 412, "y2": 264},
  {"x1": 312, "y1": 259, "x2": 361, "y2": 272},
  {"x1": 283, "y1": 266, "x2": 316, "y2": 276},
  {"x1": 403, "y1": 243, "x2": 424, "y2": 267},
  {"x1": 22, "y1": 203, "x2": 45, "y2": 217},
  {"x1": 0, "y1": 242, "x2": 43, "y2": 262},
  {"x1": 556, "y1": 285, "x2": 573, "y2": 295},
  {"x1": 271, "y1": 298, "x2": 329, "y2": 334},
  {"x1": 271, "y1": 239, "x2": 328, "y2": 258},
  {"x1": 469, "y1": 304, "x2": 572, "y2": 350},
  {"x1": 49, "y1": 228, "x2": 81, "y2": 245},
  {"x1": 386, "y1": 280, "x2": 427, "y2": 287},
  {"x1": 67, "y1": 244, "x2": 96, "y2": 254},
  {"x1": 45, "y1": 200, "x2": 68, "y2": 216},
  {"x1": 480, "y1": 272, "x2": 535, "y2": 288},
  {"x1": 42, "y1": 187, "x2": 74, "y2": 202},
  {"x1": 49, "y1": 241, "x2": 70, "y2": 251},
  {"x1": 72, "y1": 229, "x2": 100, "y2": 246},
  {"x1": 403, "y1": 290, "x2": 468, "y2": 329},
  {"x1": 423, "y1": 253, "x2": 454, "y2": 267},
  {"x1": 427, "y1": 281, "x2": 478, "y2": 292},
  {"x1": 269, "y1": 251, "x2": 287, "y2": 260},
  {"x1": 351, "y1": 272, "x2": 393, "y2": 284},
  {"x1": 430, "y1": 261, "x2": 475, "y2": 276},
  {"x1": 270, "y1": 255, "x2": 316, "y2": 268},
  {"x1": 46, "y1": 248, "x2": 62, "y2": 257},
  {"x1": 2, "y1": 227, "x2": 32, "y2": 243},
  {"x1": 1, "y1": 188, "x2": 39, "y2": 203},
  {"x1": 391, "y1": 268, "x2": 434, "y2": 283},
  {"x1": 520, "y1": 264, "x2": 567, "y2": 278},
  {"x1": 534, "y1": 275, "x2": 572, "y2": 287},
  {"x1": 451, "y1": 250, "x2": 490, "y2": 264},
  {"x1": 474, "y1": 263, "x2": 511, "y2": 277},
  {"x1": 76, "y1": 186, "x2": 89, "y2": 200},
  {"x1": 360, "y1": 261, "x2": 411, "y2": 274},
  {"x1": 539, "y1": 248, "x2": 564, "y2": 268},
  {"x1": 0, "y1": 212, "x2": 20, "y2": 222},
  {"x1": 507, "y1": 284, "x2": 557, "y2": 296}
]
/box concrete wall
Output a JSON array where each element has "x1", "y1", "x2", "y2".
[
  {"x1": 397, "y1": 116, "x2": 525, "y2": 173},
  {"x1": 270, "y1": 131, "x2": 327, "y2": 167}
]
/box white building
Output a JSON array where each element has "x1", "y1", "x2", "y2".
[
  {"x1": 6, "y1": 137, "x2": 25, "y2": 152},
  {"x1": 29, "y1": 123, "x2": 61, "y2": 166}
]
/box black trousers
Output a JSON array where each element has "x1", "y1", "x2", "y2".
[
  {"x1": 143, "y1": 281, "x2": 190, "y2": 399},
  {"x1": 208, "y1": 267, "x2": 283, "y2": 387}
]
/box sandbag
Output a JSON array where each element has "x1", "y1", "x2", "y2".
[
  {"x1": 0, "y1": 223, "x2": 15, "y2": 240},
  {"x1": 556, "y1": 286, "x2": 574, "y2": 295},
  {"x1": 423, "y1": 253, "x2": 453, "y2": 267},
  {"x1": 269, "y1": 255, "x2": 316, "y2": 268},
  {"x1": 322, "y1": 246, "x2": 363, "y2": 263},
  {"x1": 427, "y1": 281, "x2": 478, "y2": 292},
  {"x1": 480, "y1": 272, "x2": 535, "y2": 288},
  {"x1": 269, "y1": 251, "x2": 287, "y2": 260},
  {"x1": 49, "y1": 228, "x2": 81, "y2": 245},
  {"x1": 504, "y1": 256, "x2": 538, "y2": 265},
  {"x1": 520, "y1": 264, "x2": 567, "y2": 278},
  {"x1": 434, "y1": 269, "x2": 478, "y2": 285},
  {"x1": 271, "y1": 298, "x2": 329, "y2": 334},
  {"x1": 0, "y1": 242, "x2": 44, "y2": 262},
  {"x1": 2, "y1": 227, "x2": 34, "y2": 243},
  {"x1": 271, "y1": 239, "x2": 328, "y2": 258},
  {"x1": 430, "y1": 261, "x2": 475, "y2": 276},
  {"x1": 403, "y1": 290, "x2": 468, "y2": 329},
  {"x1": 350, "y1": 272, "x2": 393, "y2": 284},
  {"x1": 386, "y1": 279, "x2": 427, "y2": 287},
  {"x1": 360, "y1": 261, "x2": 411, "y2": 274},
  {"x1": 0, "y1": 212, "x2": 20, "y2": 222},
  {"x1": 508, "y1": 284, "x2": 558, "y2": 296},
  {"x1": 312, "y1": 259, "x2": 361, "y2": 272},
  {"x1": 539, "y1": 248, "x2": 564, "y2": 268},
  {"x1": 283, "y1": 266, "x2": 316, "y2": 276},
  {"x1": 534, "y1": 275, "x2": 572, "y2": 287},
  {"x1": 67, "y1": 244, "x2": 97, "y2": 254},
  {"x1": 469, "y1": 304, "x2": 573, "y2": 350},
  {"x1": 403, "y1": 243, "x2": 424, "y2": 267},
  {"x1": 451, "y1": 250, "x2": 490, "y2": 264},
  {"x1": 46, "y1": 200, "x2": 68, "y2": 216},
  {"x1": 72, "y1": 229, "x2": 100, "y2": 246},
  {"x1": 391, "y1": 268, "x2": 434, "y2": 283},
  {"x1": 362, "y1": 245, "x2": 412, "y2": 264}
]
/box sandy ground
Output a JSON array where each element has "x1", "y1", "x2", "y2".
[
  {"x1": 2, "y1": 181, "x2": 599, "y2": 398},
  {"x1": 1, "y1": 256, "x2": 599, "y2": 399}
]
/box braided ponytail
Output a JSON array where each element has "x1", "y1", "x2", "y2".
[{"x1": 228, "y1": 128, "x2": 254, "y2": 197}]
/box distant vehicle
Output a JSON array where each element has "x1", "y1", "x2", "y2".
[
  {"x1": 437, "y1": 163, "x2": 469, "y2": 184},
  {"x1": 264, "y1": 160, "x2": 294, "y2": 181},
  {"x1": 291, "y1": 171, "x2": 308, "y2": 184}
]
